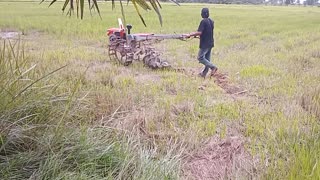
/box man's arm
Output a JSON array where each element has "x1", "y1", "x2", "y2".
[
  {"x1": 186, "y1": 19, "x2": 205, "y2": 38},
  {"x1": 190, "y1": 31, "x2": 201, "y2": 37},
  {"x1": 184, "y1": 31, "x2": 201, "y2": 38}
]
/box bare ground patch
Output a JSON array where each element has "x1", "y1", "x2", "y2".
[
  {"x1": 182, "y1": 126, "x2": 258, "y2": 180},
  {"x1": 0, "y1": 29, "x2": 21, "y2": 39},
  {"x1": 0, "y1": 31, "x2": 20, "y2": 39},
  {"x1": 213, "y1": 72, "x2": 248, "y2": 96},
  {"x1": 0, "y1": 29, "x2": 46, "y2": 41}
]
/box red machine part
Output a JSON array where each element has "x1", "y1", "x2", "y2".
[{"x1": 106, "y1": 28, "x2": 126, "y2": 38}]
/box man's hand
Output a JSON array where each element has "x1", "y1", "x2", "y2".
[
  {"x1": 182, "y1": 34, "x2": 191, "y2": 39},
  {"x1": 182, "y1": 32, "x2": 201, "y2": 39}
]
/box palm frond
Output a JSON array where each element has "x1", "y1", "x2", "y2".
[
  {"x1": 75, "y1": 0, "x2": 78, "y2": 18},
  {"x1": 80, "y1": 0, "x2": 84, "y2": 19},
  {"x1": 120, "y1": 0, "x2": 126, "y2": 26},
  {"x1": 149, "y1": 0, "x2": 162, "y2": 26},
  {"x1": 169, "y1": 0, "x2": 180, "y2": 6},
  {"x1": 90, "y1": 3, "x2": 94, "y2": 10},
  {"x1": 132, "y1": 0, "x2": 151, "y2": 11},
  {"x1": 111, "y1": 0, "x2": 115, "y2": 9},
  {"x1": 92, "y1": 0, "x2": 102, "y2": 19},
  {"x1": 48, "y1": 0, "x2": 57, "y2": 7},
  {"x1": 61, "y1": 0, "x2": 70, "y2": 11},
  {"x1": 45, "y1": 0, "x2": 180, "y2": 25},
  {"x1": 155, "y1": 0, "x2": 162, "y2": 9},
  {"x1": 132, "y1": 0, "x2": 147, "y2": 27}
]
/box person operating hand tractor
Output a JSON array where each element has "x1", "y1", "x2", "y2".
[{"x1": 185, "y1": 8, "x2": 218, "y2": 78}]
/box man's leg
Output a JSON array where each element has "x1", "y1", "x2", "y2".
[
  {"x1": 202, "y1": 66, "x2": 210, "y2": 77},
  {"x1": 205, "y1": 48, "x2": 218, "y2": 75},
  {"x1": 202, "y1": 48, "x2": 213, "y2": 76},
  {"x1": 198, "y1": 48, "x2": 209, "y2": 77},
  {"x1": 205, "y1": 48, "x2": 212, "y2": 62},
  {"x1": 198, "y1": 48, "x2": 216, "y2": 77}
]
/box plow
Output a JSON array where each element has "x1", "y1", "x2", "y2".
[{"x1": 107, "y1": 19, "x2": 189, "y2": 69}]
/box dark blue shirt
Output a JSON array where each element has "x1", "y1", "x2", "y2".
[{"x1": 198, "y1": 18, "x2": 214, "y2": 49}]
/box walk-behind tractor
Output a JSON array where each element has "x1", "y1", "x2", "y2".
[{"x1": 107, "y1": 19, "x2": 189, "y2": 69}]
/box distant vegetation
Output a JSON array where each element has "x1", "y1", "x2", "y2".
[{"x1": 170, "y1": 0, "x2": 319, "y2": 5}]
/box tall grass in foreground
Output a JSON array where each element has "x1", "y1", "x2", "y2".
[{"x1": 0, "y1": 40, "x2": 181, "y2": 179}]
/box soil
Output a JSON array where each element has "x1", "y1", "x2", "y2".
[
  {"x1": 0, "y1": 30, "x2": 21, "y2": 39},
  {"x1": 174, "y1": 67, "x2": 248, "y2": 96},
  {"x1": 212, "y1": 72, "x2": 248, "y2": 96},
  {"x1": 182, "y1": 125, "x2": 258, "y2": 180}
]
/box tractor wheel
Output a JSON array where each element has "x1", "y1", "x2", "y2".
[
  {"x1": 143, "y1": 54, "x2": 160, "y2": 69},
  {"x1": 108, "y1": 46, "x2": 116, "y2": 60},
  {"x1": 115, "y1": 51, "x2": 133, "y2": 66},
  {"x1": 142, "y1": 54, "x2": 151, "y2": 65},
  {"x1": 108, "y1": 35, "x2": 119, "y2": 60},
  {"x1": 143, "y1": 53, "x2": 171, "y2": 69},
  {"x1": 109, "y1": 35, "x2": 118, "y2": 44}
]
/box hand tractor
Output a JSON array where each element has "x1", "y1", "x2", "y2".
[{"x1": 106, "y1": 19, "x2": 189, "y2": 69}]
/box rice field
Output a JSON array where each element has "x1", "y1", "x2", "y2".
[{"x1": 0, "y1": 1, "x2": 320, "y2": 179}]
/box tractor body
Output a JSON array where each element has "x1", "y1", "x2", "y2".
[{"x1": 107, "y1": 19, "x2": 187, "y2": 69}]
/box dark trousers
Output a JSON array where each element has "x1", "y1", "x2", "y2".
[{"x1": 197, "y1": 47, "x2": 216, "y2": 76}]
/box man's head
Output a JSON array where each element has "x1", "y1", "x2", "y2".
[{"x1": 201, "y1": 8, "x2": 209, "y2": 18}]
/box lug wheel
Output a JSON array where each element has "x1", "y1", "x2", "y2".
[
  {"x1": 108, "y1": 46, "x2": 116, "y2": 60},
  {"x1": 115, "y1": 51, "x2": 133, "y2": 66}
]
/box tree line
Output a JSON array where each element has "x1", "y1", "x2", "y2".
[{"x1": 164, "y1": 0, "x2": 320, "y2": 5}]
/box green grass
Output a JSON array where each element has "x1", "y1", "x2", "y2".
[{"x1": 1, "y1": 2, "x2": 320, "y2": 179}]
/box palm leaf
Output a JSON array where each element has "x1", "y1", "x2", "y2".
[
  {"x1": 76, "y1": 0, "x2": 79, "y2": 18},
  {"x1": 66, "y1": 8, "x2": 71, "y2": 16},
  {"x1": 133, "y1": 0, "x2": 151, "y2": 11},
  {"x1": 80, "y1": 0, "x2": 84, "y2": 19},
  {"x1": 149, "y1": 0, "x2": 162, "y2": 26},
  {"x1": 119, "y1": 0, "x2": 126, "y2": 26},
  {"x1": 111, "y1": 0, "x2": 115, "y2": 9},
  {"x1": 169, "y1": 0, "x2": 180, "y2": 6},
  {"x1": 70, "y1": 0, "x2": 74, "y2": 17},
  {"x1": 90, "y1": 3, "x2": 94, "y2": 10},
  {"x1": 48, "y1": 0, "x2": 57, "y2": 7},
  {"x1": 44, "y1": 0, "x2": 180, "y2": 25},
  {"x1": 88, "y1": 0, "x2": 91, "y2": 13},
  {"x1": 61, "y1": 0, "x2": 70, "y2": 11},
  {"x1": 132, "y1": 0, "x2": 147, "y2": 27},
  {"x1": 155, "y1": 0, "x2": 161, "y2": 9},
  {"x1": 92, "y1": 0, "x2": 102, "y2": 19}
]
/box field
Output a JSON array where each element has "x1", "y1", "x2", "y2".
[{"x1": 0, "y1": 1, "x2": 320, "y2": 179}]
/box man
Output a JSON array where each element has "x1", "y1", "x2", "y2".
[{"x1": 186, "y1": 8, "x2": 218, "y2": 78}]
